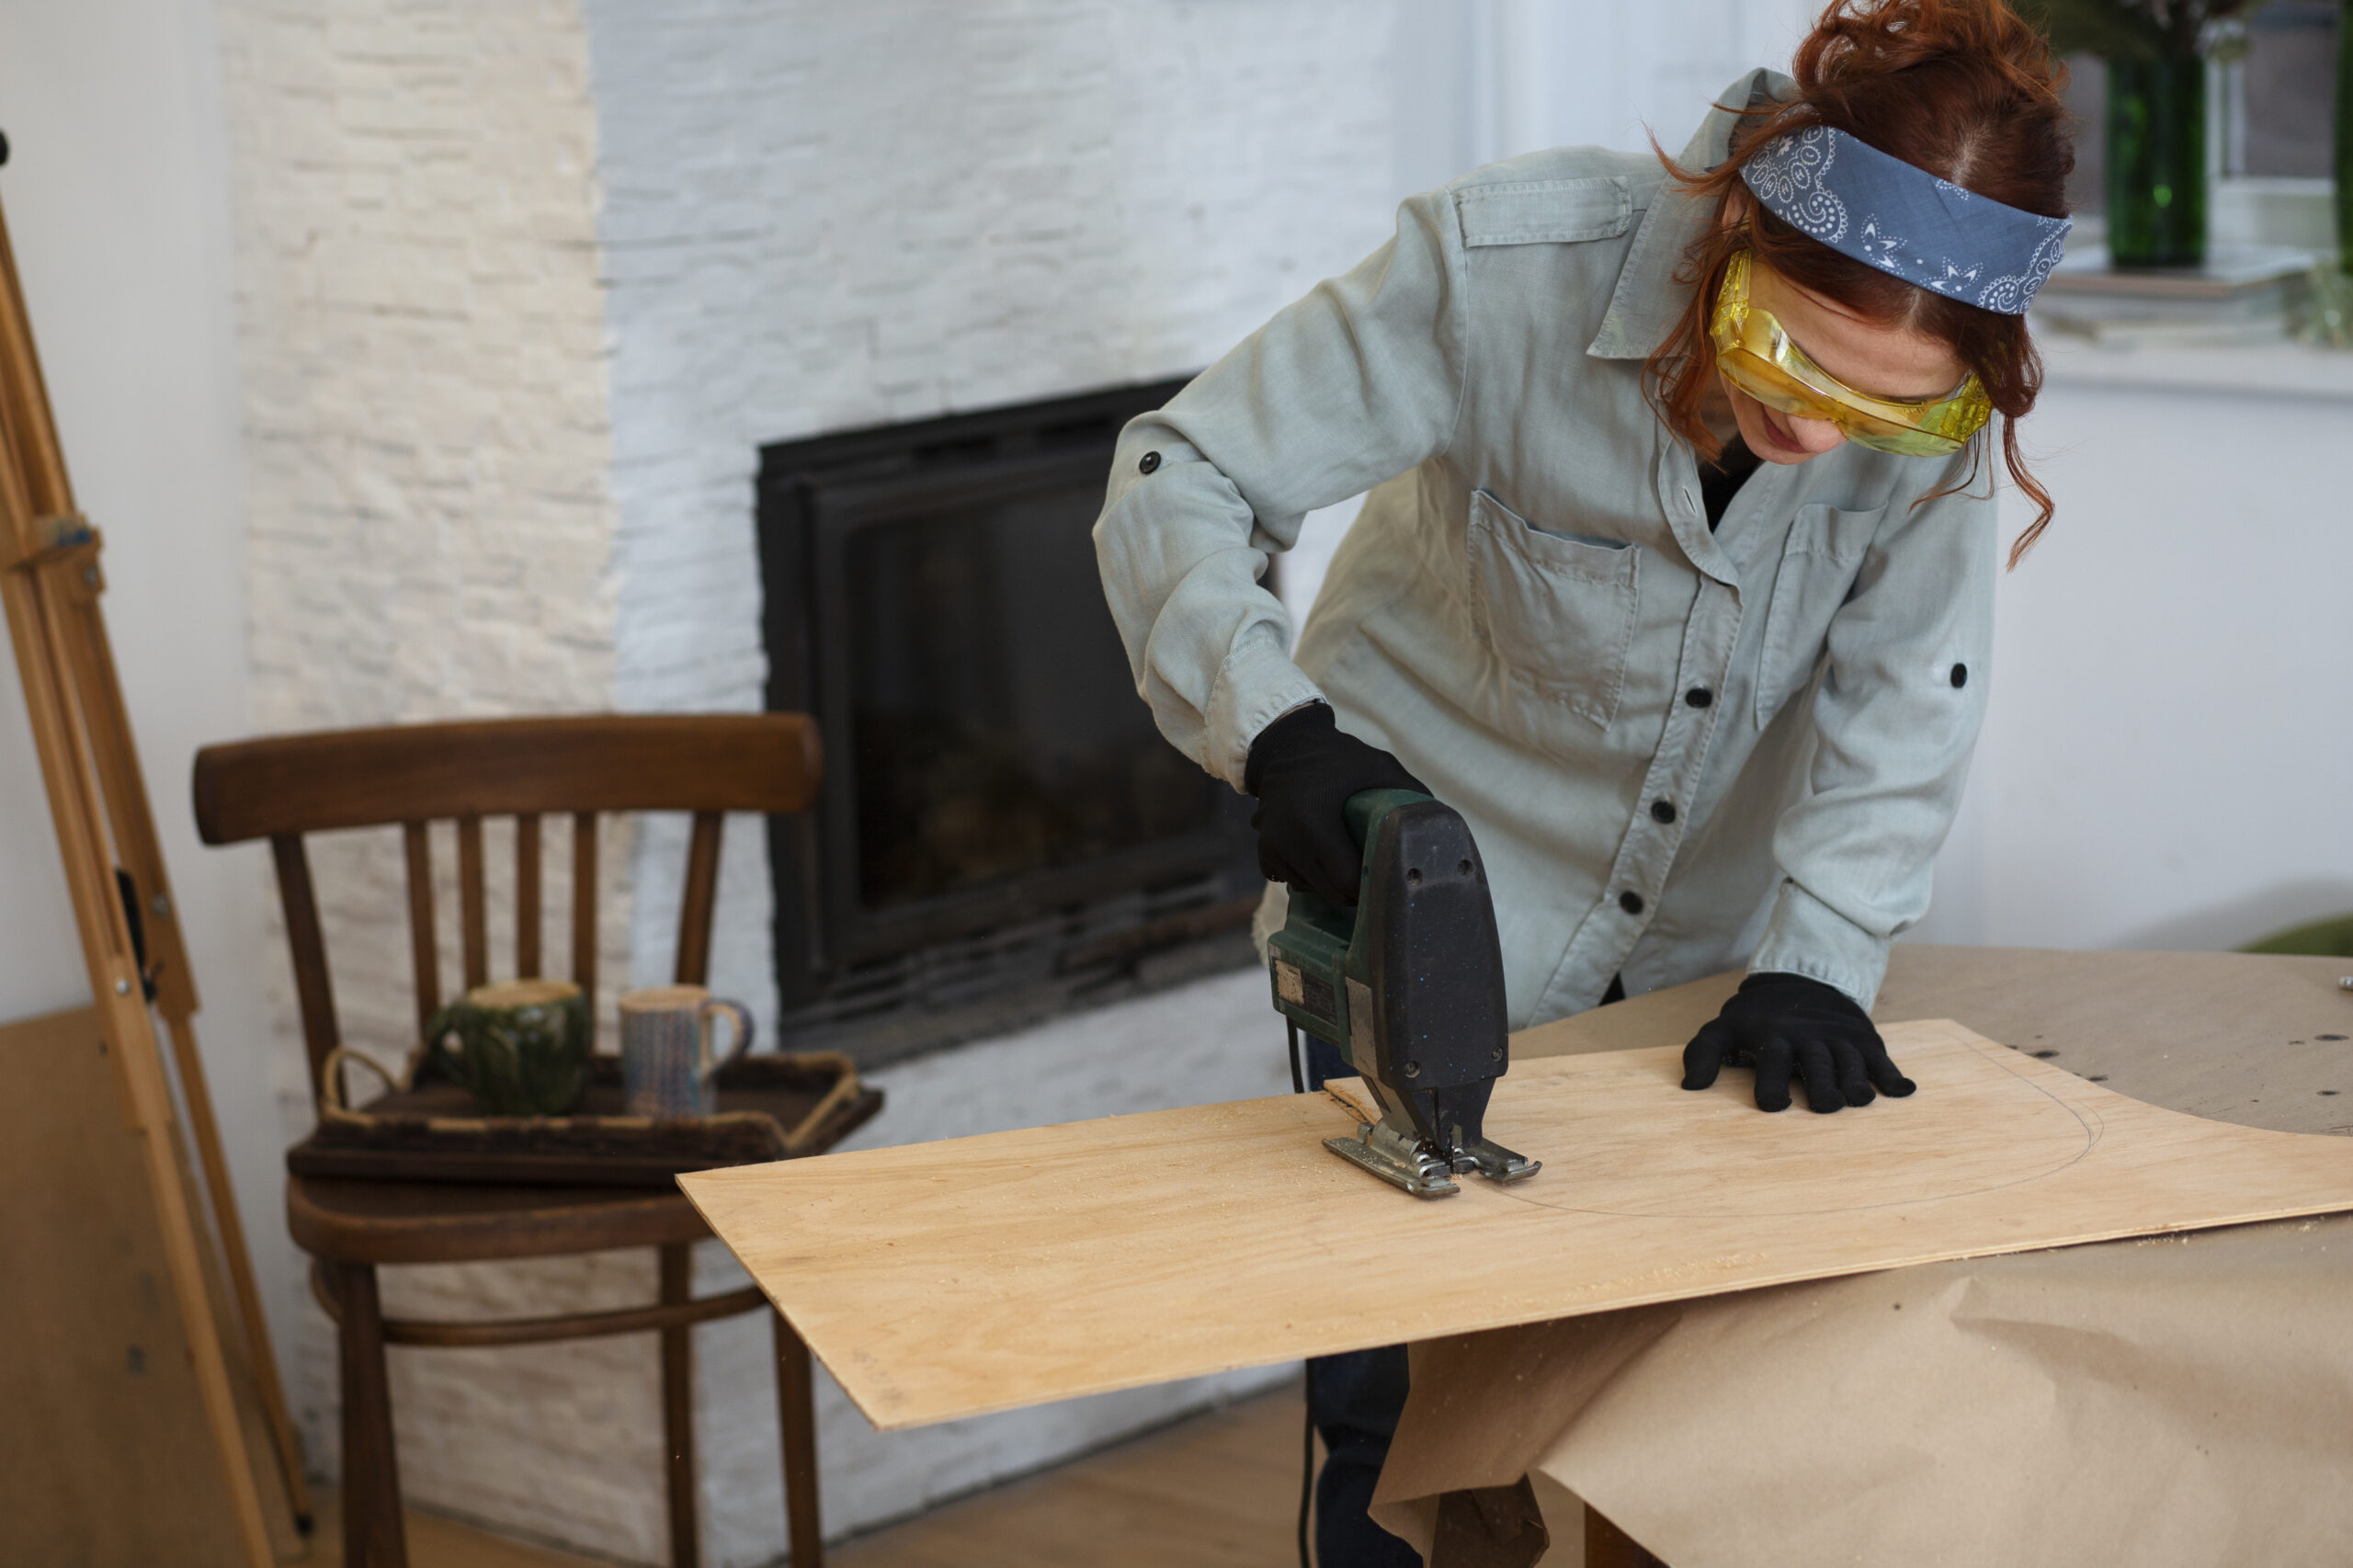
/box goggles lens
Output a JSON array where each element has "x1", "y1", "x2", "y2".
[{"x1": 1708, "y1": 251, "x2": 1992, "y2": 458}]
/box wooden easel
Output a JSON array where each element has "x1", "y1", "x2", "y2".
[{"x1": 0, "y1": 174, "x2": 304, "y2": 1562}]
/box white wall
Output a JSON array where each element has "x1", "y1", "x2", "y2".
[
  {"x1": 0, "y1": 0, "x2": 299, "y2": 1396},
  {"x1": 1467, "y1": 0, "x2": 1820, "y2": 167},
  {"x1": 1386, "y1": 0, "x2": 1822, "y2": 199},
  {"x1": 1913, "y1": 351, "x2": 2353, "y2": 953}
]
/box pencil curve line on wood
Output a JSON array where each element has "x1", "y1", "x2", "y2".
[{"x1": 680, "y1": 1019, "x2": 2353, "y2": 1431}]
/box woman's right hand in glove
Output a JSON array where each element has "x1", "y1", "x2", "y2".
[{"x1": 1244, "y1": 702, "x2": 1428, "y2": 906}]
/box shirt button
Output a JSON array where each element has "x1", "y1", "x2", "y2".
[
  {"x1": 1949, "y1": 662, "x2": 1968, "y2": 688},
  {"x1": 1619, "y1": 891, "x2": 1645, "y2": 915},
  {"x1": 1650, "y1": 799, "x2": 1677, "y2": 824},
  {"x1": 1685, "y1": 687, "x2": 1713, "y2": 709},
  {"x1": 1138, "y1": 451, "x2": 1162, "y2": 474}
]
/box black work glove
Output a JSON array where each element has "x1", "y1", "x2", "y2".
[
  {"x1": 1680, "y1": 972, "x2": 1916, "y2": 1113},
  {"x1": 1244, "y1": 702, "x2": 1427, "y2": 906}
]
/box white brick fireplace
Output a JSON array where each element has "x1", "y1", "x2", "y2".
[{"x1": 216, "y1": 2, "x2": 1401, "y2": 1561}]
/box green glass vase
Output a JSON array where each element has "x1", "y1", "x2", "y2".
[
  {"x1": 2336, "y1": 0, "x2": 2351, "y2": 274},
  {"x1": 2106, "y1": 54, "x2": 2207, "y2": 269}
]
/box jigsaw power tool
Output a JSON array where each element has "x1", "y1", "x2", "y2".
[{"x1": 1267, "y1": 789, "x2": 1540, "y2": 1199}]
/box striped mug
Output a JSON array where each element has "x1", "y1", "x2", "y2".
[{"x1": 617, "y1": 984, "x2": 755, "y2": 1119}]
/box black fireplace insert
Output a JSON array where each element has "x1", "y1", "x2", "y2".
[{"x1": 758, "y1": 378, "x2": 1263, "y2": 1065}]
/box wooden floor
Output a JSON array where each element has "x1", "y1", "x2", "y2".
[
  {"x1": 836, "y1": 1389, "x2": 1304, "y2": 1568},
  {"x1": 300, "y1": 1383, "x2": 1306, "y2": 1568},
  {"x1": 304, "y1": 1488, "x2": 613, "y2": 1568}
]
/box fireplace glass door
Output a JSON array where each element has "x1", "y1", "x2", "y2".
[
  {"x1": 820, "y1": 449, "x2": 1224, "y2": 923},
  {"x1": 759, "y1": 378, "x2": 1259, "y2": 1057}
]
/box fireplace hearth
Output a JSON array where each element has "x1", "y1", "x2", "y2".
[{"x1": 758, "y1": 379, "x2": 1263, "y2": 1066}]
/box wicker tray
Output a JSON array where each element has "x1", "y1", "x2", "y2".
[{"x1": 289, "y1": 1049, "x2": 881, "y2": 1187}]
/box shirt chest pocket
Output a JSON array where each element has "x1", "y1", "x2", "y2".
[
  {"x1": 1753, "y1": 500, "x2": 1885, "y2": 726},
  {"x1": 1464, "y1": 489, "x2": 1640, "y2": 730}
]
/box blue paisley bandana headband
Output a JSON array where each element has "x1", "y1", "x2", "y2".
[{"x1": 1739, "y1": 125, "x2": 2072, "y2": 316}]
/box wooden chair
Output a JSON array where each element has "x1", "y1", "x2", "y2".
[{"x1": 192, "y1": 714, "x2": 838, "y2": 1568}]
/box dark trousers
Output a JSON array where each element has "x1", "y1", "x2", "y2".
[
  {"x1": 1300, "y1": 1033, "x2": 1420, "y2": 1568},
  {"x1": 1297, "y1": 974, "x2": 1623, "y2": 1566}
]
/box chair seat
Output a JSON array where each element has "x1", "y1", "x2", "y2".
[{"x1": 289, "y1": 1175, "x2": 711, "y2": 1266}]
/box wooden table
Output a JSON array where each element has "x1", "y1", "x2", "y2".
[
  {"x1": 1377, "y1": 945, "x2": 2353, "y2": 1568},
  {"x1": 1517, "y1": 946, "x2": 2353, "y2": 1141}
]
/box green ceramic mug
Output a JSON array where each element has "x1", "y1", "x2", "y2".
[{"x1": 423, "y1": 978, "x2": 592, "y2": 1116}]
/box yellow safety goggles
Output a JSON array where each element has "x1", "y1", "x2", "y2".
[{"x1": 1709, "y1": 250, "x2": 1992, "y2": 458}]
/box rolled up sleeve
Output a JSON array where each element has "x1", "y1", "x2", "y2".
[
  {"x1": 1749, "y1": 459, "x2": 1997, "y2": 1007},
  {"x1": 1092, "y1": 187, "x2": 1471, "y2": 789}
]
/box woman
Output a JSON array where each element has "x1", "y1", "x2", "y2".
[{"x1": 1094, "y1": 2, "x2": 2072, "y2": 1559}]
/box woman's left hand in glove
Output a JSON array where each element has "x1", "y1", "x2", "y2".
[{"x1": 1680, "y1": 972, "x2": 1916, "y2": 1113}]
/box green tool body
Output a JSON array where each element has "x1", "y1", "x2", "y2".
[{"x1": 1268, "y1": 790, "x2": 1539, "y2": 1198}]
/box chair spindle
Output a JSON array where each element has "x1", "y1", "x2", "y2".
[
  {"x1": 675, "y1": 811, "x2": 723, "y2": 987},
  {"x1": 270, "y1": 834, "x2": 343, "y2": 1095},
  {"x1": 404, "y1": 822, "x2": 440, "y2": 1034},
  {"x1": 572, "y1": 812, "x2": 598, "y2": 1010},
  {"x1": 457, "y1": 814, "x2": 487, "y2": 990},
  {"x1": 516, "y1": 812, "x2": 541, "y2": 979}
]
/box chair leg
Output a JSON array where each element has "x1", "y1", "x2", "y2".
[
  {"x1": 660, "y1": 1244, "x2": 700, "y2": 1568},
  {"x1": 336, "y1": 1262, "x2": 409, "y2": 1568},
  {"x1": 773, "y1": 1309, "x2": 823, "y2": 1567}
]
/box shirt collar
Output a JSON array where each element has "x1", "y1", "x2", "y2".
[{"x1": 1587, "y1": 67, "x2": 1793, "y2": 361}]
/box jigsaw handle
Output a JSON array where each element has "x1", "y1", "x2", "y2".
[
  {"x1": 1268, "y1": 788, "x2": 1439, "y2": 1058},
  {"x1": 1279, "y1": 787, "x2": 1433, "y2": 935},
  {"x1": 1341, "y1": 788, "x2": 1435, "y2": 894}
]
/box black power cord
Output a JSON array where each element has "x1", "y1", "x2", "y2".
[
  {"x1": 1299, "y1": 1382, "x2": 1315, "y2": 1568},
  {"x1": 1287, "y1": 1017, "x2": 1314, "y2": 1566}
]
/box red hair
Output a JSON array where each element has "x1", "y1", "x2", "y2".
[{"x1": 1645, "y1": 0, "x2": 2075, "y2": 565}]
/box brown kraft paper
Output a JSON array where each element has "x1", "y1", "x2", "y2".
[{"x1": 1374, "y1": 1214, "x2": 2353, "y2": 1566}]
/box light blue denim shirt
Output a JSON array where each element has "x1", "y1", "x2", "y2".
[{"x1": 1093, "y1": 71, "x2": 1994, "y2": 1022}]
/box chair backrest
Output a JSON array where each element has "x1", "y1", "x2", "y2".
[{"x1": 192, "y1": 713, "x2": 822, "y2": 1098}]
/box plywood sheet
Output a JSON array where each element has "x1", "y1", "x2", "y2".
[
  {"x1": 681, "y1": 1019, "x2": 2353, "y2": 1431},
  {"x1": 0, "y1": 1006, "x2": 254, "y2": 1565}
]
